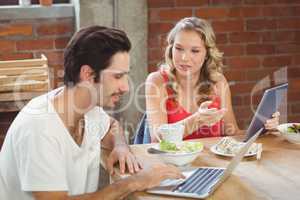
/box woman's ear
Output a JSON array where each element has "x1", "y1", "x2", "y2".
[{"x1": 79, "y1": 65, "x2": 95, "y2": 83}]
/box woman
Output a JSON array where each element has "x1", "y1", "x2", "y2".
[{"x1": 145, "y1": 17, "x2": 279, "y2": 142}]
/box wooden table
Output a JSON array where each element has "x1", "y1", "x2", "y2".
[{"x1": 101, "y1": 134, "x2": 300, "y2": 200}]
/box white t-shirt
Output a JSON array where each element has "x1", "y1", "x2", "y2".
[{"x1": 0, "y1": 88, "x2": 111, "y2": 200}]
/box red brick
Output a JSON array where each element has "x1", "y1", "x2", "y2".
[
  {"x1": 277, "y1": 18, "x2": 300, "y2": 30},
  {"x1": 51, "y1": 64, "x2": 64, "y2": 74},
  {"x1": 245, "y1": 68, "x2": 275, "y2": 81},
  {"x1": 227, "y1": 7, "x2": 242, "y2": 18},
  {"x1": 277, "y1": 0, "x2": 300, "y2": 3},
  {"x1": 210, "y1": 0, "x2": 243, "y2": 6},
  {"x1": 148, "y1": 37, "x2": 160, "y2": 48},
  {"x1": 288, "y1": 67, "x2": 300, "y2": 79},
  {"x1": 243, "y1": 94, "x2": 264, "y2": 106},
  {"x1": 232, "y1": 95, "x2": 243, "y2": 106},
  {"x1": 244, "y1": 0, "x2": 278, "y2": 5},
  {"x1": 262, "y1": 56, "x2": 292, "y2": 67},
  {"x1": 219, "y1": 45, "x2": 244, "y2": 57},
  {"x1": 229, "y1": 32, "x2": 260, "y2": 43},
  {"x1": 260, "y1": 32, "x2": 274, "y2": 42},
  {"x1": 276, "y1": 44, "x2": 300, "y2": 54},
  {"x1": 224, "y1": 70, "x2": 246, "y2": 81},
  {"x1": 246, "y1": 44, "x2": 275, "y2": 55},
  {"x1": 246, "y1": 19, "x2": 277, "y2": 31},
  {"x1": 149, "y1": 8, "x2": 159, "y2": 22},
  {"x1": 212, "y1": 20, "x2": 244, "y2": 33},
  {"x1": 226, "y1": 57, "x2": 260, "y2": 69},
  {"x1": 295, "y1": 31, "x2": 300, "y2": 43},
  {"x1": 0, "y1": 40, "x2": 15, "y2": 52},
  {"x1": 288, "y1": 91, "x2": 300, "y2": 101},
  {"x1": 149, "y1": 22, "x2": 174, "y2": 36},
  {"x1": 231, "y1": 82, "x2": 256, "y2": 94},
  {"x1": 37, "y1": 23, "x2": 74, "y2": 36},
  {"x1": 41, "y1": 51, "x2": 64, "y2": 65},
  {"x1": 292, "y1": 54, "x2": 300, "y2": 65},
  {"x1": 149, "y1": 48, "x2": 164, "y2": 62},
  {"x1": 262, "y1": 6, "x2": 297, "y2": 17},
  {"x1": 0, "y1": 24, "x2": 32, "y2": 37},
  {"x1": 295, "y1": 6, "x2": 300, "y2": 14},
  {"x1": 232, "y1": 105, "x2": 254, "y2": 118},
  {"x1": 291, "y1": 103, "x2": 300, "y2": 113},
  {"x1": 216, "y1": 7, "x2": 261, "y2": 18},
  {"x1": 54, "y1": 37, "x2": 70, "y2": 49},
  {"x1": 261, "y1": 31, "x2": 296, "y2": 43},
  {"x1": 159, "y1": 34, "x2": 169, "y2": 46},
  {"x1": 196, "y1": 8, "x2": 230, "y2": 19},
  {"x1": 17, "y1": 39, "x2": 53, "y2": 50},
  {"x1": 216, "y1": 33, "x2": 228, "y2": 44},
  {"x1": 0, "y1": 52, "x2": 33, "y2": 61},
  {"x1": 289, "y1": 79, "x2": 300, "y2": 91},
  {"x1": 175, "y1": 0, "x2": 208, "y2": 7},
  {"x1": 240, "y1": 7, "x2": 262, "y2": 17},
  {"x1": 158, "y1": 9, "x2": 193, "y2": 21},
  {"x1": 148, "y1": 0, "x2": 175, "y2": 8}
]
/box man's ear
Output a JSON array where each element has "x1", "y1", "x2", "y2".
[{"x1": 79, "y1": 65, "x2": 95, "y2": 83}]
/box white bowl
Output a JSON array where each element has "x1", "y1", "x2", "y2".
[
  {"x1": 155, "y1": 141, "x2": 203, "y2": 166},
  {"x1": 277, "y1": 123, "x2": 300, "y2": 144}
]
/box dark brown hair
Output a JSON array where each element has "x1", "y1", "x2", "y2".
[{"x1": 63, "y1": 26, "x2": 131, "y2": 86}]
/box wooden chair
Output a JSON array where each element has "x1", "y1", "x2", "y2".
[{"x1": 0, "y1": 54, "x2": 51, "y2": 112}]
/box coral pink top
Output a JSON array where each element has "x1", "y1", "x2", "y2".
[{"x1": 160, "y1": 70, "x2": 223, "y2": 140}]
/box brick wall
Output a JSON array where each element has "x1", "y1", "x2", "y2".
[
  {"x1": 0, "y1": 17, "x2": 74, "y2": 85},
  {"x1": 0, "y1": 17, "x2": 74, "y2": 147},
  {"x1": 148, "y1": 0, "x2": 300, "y2": 129},
  {"x1": 0, "y1": 0, "x2": 70, "y2": 6}
]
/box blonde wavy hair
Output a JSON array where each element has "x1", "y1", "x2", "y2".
[{"x1": 162, "y1": 17, "x2": 224, "y2": 105}]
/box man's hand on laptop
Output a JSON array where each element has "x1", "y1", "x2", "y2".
[
  {"x1": 264, "y1": 111, "x2": 280, "y2": 133},
  {"x1": 131, "y1": 163, "x2": 185, "y2": 191}
]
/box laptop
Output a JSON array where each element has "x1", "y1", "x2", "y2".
[
  {"x1": 147, "y1": 128, "x2": 263, "y2": 199},
  {"x1": 244, "y1": 82, "x2": 288, "y2": 142}
]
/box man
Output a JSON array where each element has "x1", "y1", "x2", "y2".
[{"x1": 0, "y1": 26, "x2": 183, "y2": 200}]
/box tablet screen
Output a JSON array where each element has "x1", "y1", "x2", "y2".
[{"x1": 244, "y1": 83, "x2": 288, "y2": 142}]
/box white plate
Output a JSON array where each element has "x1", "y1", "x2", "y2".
[{"x1": 210, "y1": 143, "x2": 260, "y2": 157}]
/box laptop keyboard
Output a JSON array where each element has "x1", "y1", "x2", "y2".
[{"x1": 173, "y1": 168, "x2": 225, "y2": 195}]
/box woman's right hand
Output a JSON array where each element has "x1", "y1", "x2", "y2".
[{"x1": 193, "y1": 101, "x2": 226, "y2": 127}]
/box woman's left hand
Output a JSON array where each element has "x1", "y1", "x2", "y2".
[{"x1": 264, "y1": 111, "x2": 280, "y2": 131}]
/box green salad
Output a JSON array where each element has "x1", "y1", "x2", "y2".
[
  {"x1": 159, "y1": 140, "x2": 203, "y2": 153},
  {"x1": 287, "y1": 124, "x2": 300, "y2": 134}
]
